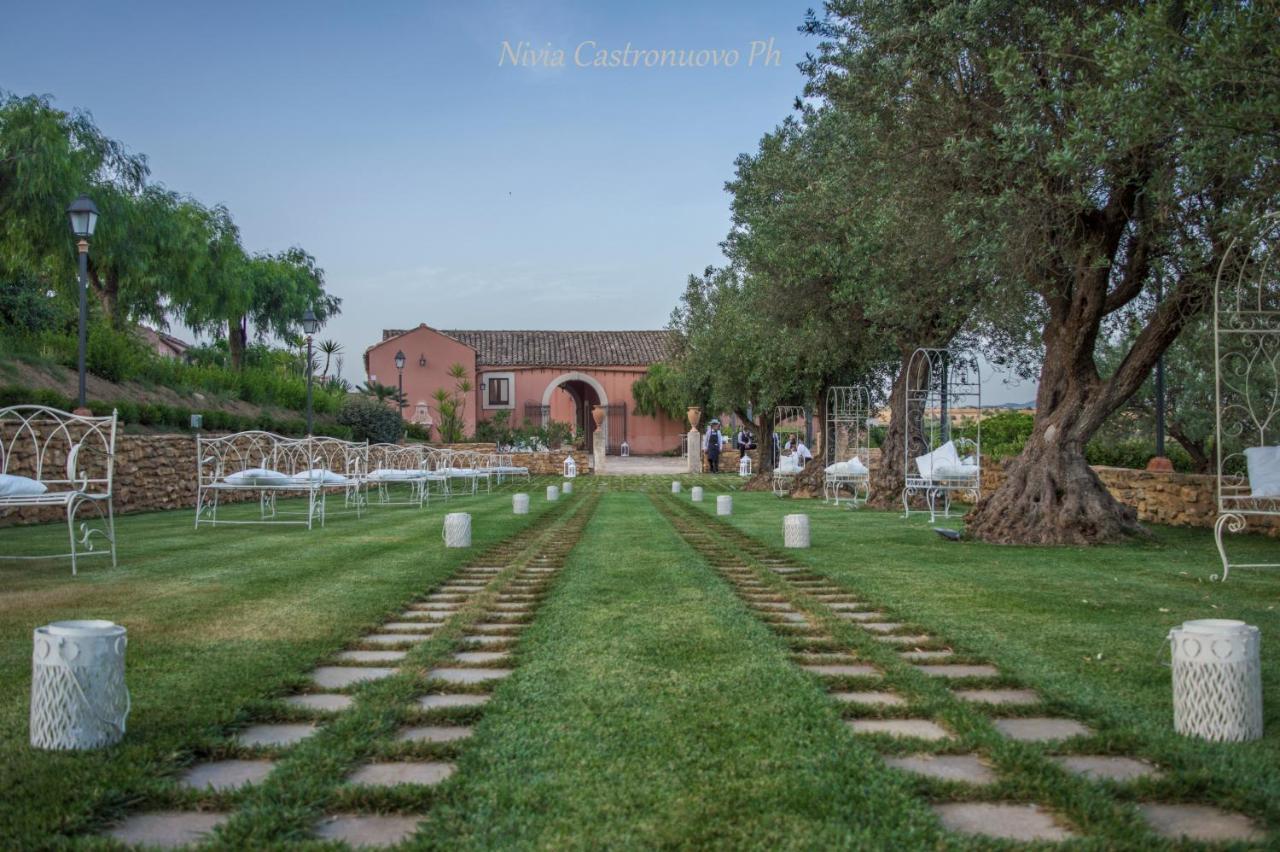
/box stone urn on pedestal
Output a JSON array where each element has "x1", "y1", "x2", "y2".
[
  {"x1": 591, "y1": 405, "x2": 607, "y2": 472},
  {"x1": 687, "y1": 407, "x2": 703, "y2": 474}
]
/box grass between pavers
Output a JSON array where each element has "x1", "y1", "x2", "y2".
[
  {"x1": 415, "y1": 492, "x2": 940, "y2": 849},
  {"x1": 683, "y1": 491, "x2": 1280, "y2": 840},
  {"x1": 0, "y1": 479, "x2": 568, "y2": 845}
]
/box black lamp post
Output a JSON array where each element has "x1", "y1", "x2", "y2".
[
  {"x1": 394, "y1": 350, "x2": 406, "y2": 415},
  {"x1": 302, "y1": 308, "x2": 320, "y2": 435},
  {"x1": 66, "y1": 195, "x2": 99, "y2": 412}
]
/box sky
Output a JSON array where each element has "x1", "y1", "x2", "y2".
[{"x1": 0, "y1": 0, "x2": 1035, "y2": 405}]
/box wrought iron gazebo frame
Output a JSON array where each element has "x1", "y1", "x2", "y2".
[
  {"x1": 823, "y1": 386, "x2": 872, "y2": 507},
  {"x1": 902, "y1": 347, "x2": 983, "y2": 522},
  {"x1": 1213, "y1": 211, "x2": 1280, "y2": 582}
]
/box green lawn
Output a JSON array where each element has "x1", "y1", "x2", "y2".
[
  {"x1": 683, "y1": 488, "x2": 1280, "y2": 839},
  {"x1": 0, "y1": 479, "x2": 1277, "y2": 847}
]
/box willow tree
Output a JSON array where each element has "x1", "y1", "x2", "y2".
[{"x1": 807, "y1": 0, "x2": 1280, "y2": 542}]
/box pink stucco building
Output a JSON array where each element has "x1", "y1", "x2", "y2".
[{"x1": 364, "y1": 325, "x2": 684, "y2": 455}]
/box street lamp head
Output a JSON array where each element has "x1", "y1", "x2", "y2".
[
  {"x1": 66, "y1": 195, "x2": 99, "y2": 239},
  {"x1": 301, "y1": 308, "x2": 320, "y2": 336},
  {"x1": 394, "y1": 350, "x2": 406, "y2": 370}
]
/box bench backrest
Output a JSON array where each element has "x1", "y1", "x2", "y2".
[{"x1": 0, "y1": 406, "x2": 117, "y2": 495}]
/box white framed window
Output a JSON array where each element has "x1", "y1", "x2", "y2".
[{"x1": 482, "y1": 372, "x2": 515, "y2": 409}]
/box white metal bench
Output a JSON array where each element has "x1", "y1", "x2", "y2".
[{"x1": 0, "y1": 406, "x2": 117, "y2": 574}]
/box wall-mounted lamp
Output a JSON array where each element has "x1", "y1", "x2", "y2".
[{"x1": 418, "y1": 354, "x2": 427, "y2": 367}]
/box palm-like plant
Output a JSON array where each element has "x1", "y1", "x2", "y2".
[
  {"x1": 360, "y1": 380, "x2": 403, "y2": 407},
  {"x1": 318, "y1": 339, "x2": 343, "y2": 378}
]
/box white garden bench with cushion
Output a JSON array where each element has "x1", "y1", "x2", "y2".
[
  {"x1": 903, "y1": 438, "x2": 980, "y2": 522},
  {"x1": 0, "y1": 405, "x2": 117, "y2": 574},
  {"x1": 366, "y1": 443, "x2": 434, "y2": 507},
  {"x1": 489, "y1": 453, "x2": 530, "y2": 485},
  {"x1": 195, "y1": 431, "x2": 331, "y2": 528},
  {"x1": 441, "y1": 450, "x2": 492, "y2": 495},
  {"x1": 823, "y1": 456, "x2": 871, "y2": 507},
  {"x1": 772, "y1": 452, "x2": 803, "y2": 497}
]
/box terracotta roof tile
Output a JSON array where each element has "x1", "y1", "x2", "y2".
[{"x1": 433, "y1": 330, "x2": 672, "y2": 367}]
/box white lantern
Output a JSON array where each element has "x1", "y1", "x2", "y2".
[
  {"x1": 563, "y1": 456, "x2": 577, "y2": 478},
  {"x1": 738, "y1": 456, "x2": 752, "y2": 477},
  {"x1": 1169, "y1": 619, "x2": 1262, "y2": 742},
  {"x1": 512, "y1": 493, "x2": 529, "y2": 514},
  {"x1": 621, "y1": 441, "x2": 630, "y2": 457},
  {"x1": 442, "y1": 513, "x2": 472, "y2": 547},
  {"x1": 717, "y1": 495, "x2": 732, "y2": 516},
  {"x1": 31, "y1": 620, "x2": 129, "y2": 750},
  {"x1": 783, "y1": 514, "x2": 810, "y2": 548}
]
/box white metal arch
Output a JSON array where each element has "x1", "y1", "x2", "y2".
[
  {"x1": 901, "y1": 347, "x2": 983, "y2": 521},
  {"x1": 1213, "y1": 210, "x2": 1280, "y2": 581}
]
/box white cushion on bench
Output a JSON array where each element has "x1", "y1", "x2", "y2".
[
  {"x1": 915, "y1": 441, "x2": 960, "y2": 479},
  {"x1": 1245, "y1": 446, "x2": 1280, "y2": 497},
  {"x1": 0, "y1": 473, "x2": 48, "y2": 497},
  {"x1": 224, "y1": 468, "x2": 291, "y2": 486},
  {"x1": 290, "y1": 468, "x2": 350, "y2": 485}
]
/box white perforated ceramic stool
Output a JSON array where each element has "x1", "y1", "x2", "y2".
[
  {"x1": 717, "y1": 495, "x2": 732, "y2": 516},
  {"x1": 671, "y1": 481, "x2": 681, "y2": 494},
  {"x1": 1169, "y1": 618, "x2": 1262, "y2": 742},
  {"x1": 546, "y1": 485, "x2": 559, "y2": 502},
  {"x1": 31, "y1": 620, "x2": 130, "y2": 750},
  {"x1": 512, "y1": 493, "x2": 529, "y2": 515},
  {"x1": 691, "y1": 486, "x2": 703, "y2": 502},
  {"x1": 783, "y1": 514, "x2": 810, "y2": 548},
  {"x1": 562, "y1": 481, "x2": 573, "y2": 494},
  {"x1": 443, "y1": 513, "x2": 472, "y2": 548}
]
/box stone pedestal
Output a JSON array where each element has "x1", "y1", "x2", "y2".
[
  {"x1": 687, "y1": 430, "x2": 702, "y2": 474},
  {"x1": 593, "y1": 435, "x2": 606, "y2": 473}
]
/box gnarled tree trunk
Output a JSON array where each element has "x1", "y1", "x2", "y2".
[
  {"x1": 867, "y1": 351, "x2": 929, "y2": 509},
  {"x1": 228, "y1": 314, "x2": 248, "y2": 370}
]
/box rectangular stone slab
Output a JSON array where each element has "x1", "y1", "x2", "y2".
[
  {"x1": 314, "y1": 815, "x2": 424, "y2": 847},
  {"x1": 884, "y1": 754, "x2": 996, "y2": 785},
  {"x1": 347, "y1": 761, "x2": 456, "y2": 787},
  {"x1": 104, "y1": 812, "x2": 230, "y2": 847},
  {"x1": 285, "y1": 694, "x2": 353, "y2": 713},
  {"x1": 802, "y1": 664, "x2": 879, "y2": 677},
  {"x1": 914, "y1": 664, "x2": 1000, "y2": 679},
  {"x1": 847, "y1": 719, "x2": 952, "y2": 740},
  {"x1": 179, "y1": 759, "x2": 276, "y2": 791},
  {"x1": 428, "y1": 667, "x2": 513, "y2": 684},
  {"x1": 417, "y1": 693, "x2": 490, "y2": 709},
  {"x1": 932, "y1": 803, "x2": 1074, "y2": 841},
  {"x1": 310, "y1": 666, "x2": 398, "y2": 688}
]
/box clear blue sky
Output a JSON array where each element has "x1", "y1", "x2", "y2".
[{"x1": 0, "y1": 0, "x2": 1035, "y2": 404}]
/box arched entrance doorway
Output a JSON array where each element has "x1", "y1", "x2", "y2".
[{"x1": 542, "y1": 372, "x2": 609, "y2": 451}]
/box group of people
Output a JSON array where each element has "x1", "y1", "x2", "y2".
[{"x1": 700, "y1": 420, "x2": 810, "y2": 474}]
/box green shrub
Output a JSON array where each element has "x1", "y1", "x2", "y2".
[
  {"x1": 85, "y1": 326, "x2": 150, "y2": 384},
  {"x1": 337, "y1": 398, "x2": 404, "y2": 444}
]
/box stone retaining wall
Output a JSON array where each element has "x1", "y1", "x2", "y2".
[{"x1": 1, "y1": 435, "x2": 589, "y2": 527}]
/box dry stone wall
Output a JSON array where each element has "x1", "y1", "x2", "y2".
[{"x1": 0, "y1": 436, "x2": 590, "y2": 527}]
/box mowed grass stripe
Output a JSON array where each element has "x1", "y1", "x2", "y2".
[
  {"x1": 416, "y1": 492, "x2": 937, "y2": 849},
  {"x1": 685, "y1": 491, "x2": 1280, "y2": 839},
  {"x1": 0, "y1": 483, "x2": 560, "y2": 844}
]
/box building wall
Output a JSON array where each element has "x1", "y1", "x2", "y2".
[
  {"x1": 367, "y1": 326, "x2": 481, "y2": 437},
  {"x1": 367, "y1": 327, "x2": 683, "y2": 454},
  {"x1": 479, "y1": 366, "x2": 684, "y2": 455}
]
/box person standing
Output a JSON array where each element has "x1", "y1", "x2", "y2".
[
  {"x1": 704, "y1": 421, "x2": 722, "y2": 473},
  {"x1": 737, "y1": 428, "x2": 749, "y2": 460}
]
